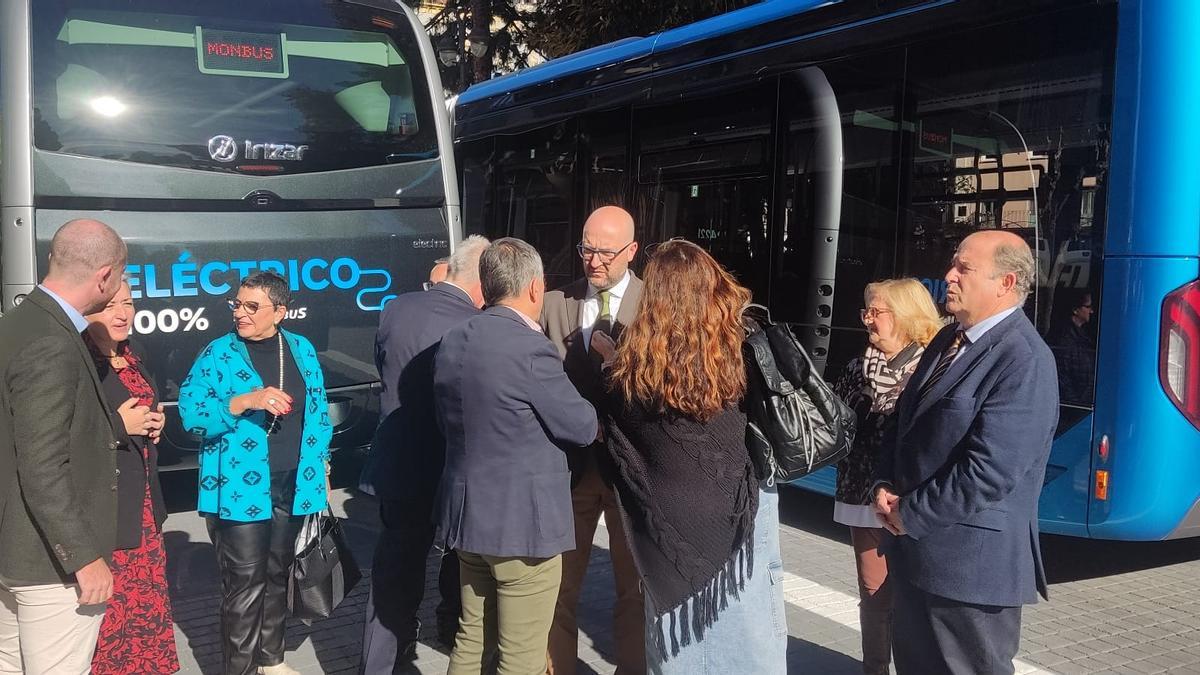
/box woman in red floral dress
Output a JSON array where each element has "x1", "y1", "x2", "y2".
[{"x1": 84, "y1": 281, "x2": 179, "y2": 674}]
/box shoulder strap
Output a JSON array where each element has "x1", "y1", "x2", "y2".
[{"x1": 744, "y1": 328, "x2": 794, "y2": 395}]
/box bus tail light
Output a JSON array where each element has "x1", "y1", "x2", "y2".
[
  {"x1": 1160, "y1": 280, "x2": 1200, "y2": 430},
  {"x1": 1095, "y1": 470, "x2": 1109, "y2": 501}
]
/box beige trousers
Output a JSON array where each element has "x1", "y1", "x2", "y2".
[
  {"x1": 547, "y1": 467, "x2": 645, "y2": 675},
  {"x1": 0, "y1": 579, "x2": 105, "y2": 675}
]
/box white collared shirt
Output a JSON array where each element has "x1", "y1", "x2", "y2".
[
  {"x1": 951, "y1": 305, "x2": 1021, "y2": 365},
  {"x1": 579, "y1": 271, "x2": 631, "y2": 351}
]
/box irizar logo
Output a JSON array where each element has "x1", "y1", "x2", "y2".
[
  {"x1": 207, "y1": 135, "x2": 238, "y2": 163},
  {"x1": 207, "y1": 135, "x2": 309, "y2": 162}
]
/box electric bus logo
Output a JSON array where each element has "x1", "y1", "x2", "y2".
[
  {"x1": 207, "y1": 135, "x2": 239, "y2": 163},
  {"x1": 125, "y1": 252, "x2": 398, "y2": 312}
]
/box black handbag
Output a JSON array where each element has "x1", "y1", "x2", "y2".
[
  {"x1": 742, "y1": 305, "x2": 857, "y2": 481},
  {"x1": 288, "y1": 507, "x2": 362, "y2": 623}
]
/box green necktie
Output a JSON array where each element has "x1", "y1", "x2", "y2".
[{"x1": 596, "y1": 290, "x2": 613, "y2": 336}]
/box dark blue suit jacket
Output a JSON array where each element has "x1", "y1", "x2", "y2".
[
  {"x1": 364, "y1": 283, "x2": 479, "y2": 502},
  {"x1": 433, "y1": 306, "x2": 598, "y2": 558},
  {"x1": 877, "y1": 310, "x2": 1058, "y2": 607}
]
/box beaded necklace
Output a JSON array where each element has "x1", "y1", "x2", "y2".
[{"x1": 265, "y1": 331, "x2": 284, "y2": 434}]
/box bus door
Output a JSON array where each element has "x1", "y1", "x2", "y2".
[
  {"x1": 630, "y1": 82, "x2": 775, "y2": 303},
  {"x1": 768, "y1": 53, "x2": 905, "y2": 493},
  {"x1": 772, "y1": 54, "x2": 907, "y2": 382}
]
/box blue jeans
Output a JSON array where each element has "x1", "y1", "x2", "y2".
[{"x1": 645, "y1": 482, "x2": 788, "y2": 674}]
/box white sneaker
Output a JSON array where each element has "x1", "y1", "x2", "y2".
[{"x1": 258, "y1": 664, "x2": 302, "y2": 675}]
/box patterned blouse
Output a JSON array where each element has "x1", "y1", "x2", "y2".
[
  {"x1": 832, "y1": 343, "x2": 924, "y2": 506},
  {"x1": 178, "y1": 330, "x2": 332, "y2": 522}
]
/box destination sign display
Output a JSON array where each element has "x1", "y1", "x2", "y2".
[{"x1": 198, "y1": 28, "x2": 286, "y2": 77}]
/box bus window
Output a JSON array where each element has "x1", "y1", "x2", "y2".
[
  {"x1": 494, "y1": 120, "x2": 578, "y2": 290},
  {"x1": 774, "y1": 54, "x2": 905, "y2": 376},
  {"x1": 900, "y1": 6, "x2": 1115, "y2": 410},
  {"x1": 632, "y1": 82, "x2": 774, "y2": 301},
  {"x1": 31, "y1": 1, "x2": 438, "y2": 175},
  {"x1": 581, "y1": 109, "x2": 629, "y2": 218},
  {"x1": 459, "y1": 138, "x2": 497, "y2": 240}
]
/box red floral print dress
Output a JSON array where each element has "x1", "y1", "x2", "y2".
[{"x1": 91, "y1": 355, "x2": 180, "y2": 675}]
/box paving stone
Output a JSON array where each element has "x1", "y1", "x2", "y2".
[{"x1": 159, "y1": 485, "x2": 1200, "y2": 675}]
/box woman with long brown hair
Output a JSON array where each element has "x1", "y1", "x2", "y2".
[{"x1": 598, "y1": 239, "x2": 787, "y2": 674}]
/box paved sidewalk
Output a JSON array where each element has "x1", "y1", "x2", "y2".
[{"x1": 165, "y1": 480, "x2": 1200, "y2": 674}]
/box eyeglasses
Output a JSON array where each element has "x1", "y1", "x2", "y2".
[
  {"x1": 227, "y1": 298, "x2": 275, "y2": 314},
  {"x1": 577, "y1": 241, "x2": 634, "y2": 263},
  {"x1": 859, "y1": 307, "x2": 893, "y2": 322}
]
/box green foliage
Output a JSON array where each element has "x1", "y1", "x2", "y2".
[{"x1": 415, "y1": 0, "x2": 759, "y2": 92}]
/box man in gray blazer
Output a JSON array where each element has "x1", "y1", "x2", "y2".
[
  {"x1": 0, "y1": 219, "x2": 127, "y2": 674},
  {"x1": 434, "y1": 238, "x2": 598, "y2": 675},
  {"x1": 541, "y1": 205, "x2": 645, "y2": 674},
  {"x1": 874, "y1": 231, "x2": 1058, "y2": 675}
]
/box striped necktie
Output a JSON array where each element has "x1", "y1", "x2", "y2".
[{"x1": 919, "y1": 329, "x2": 967, "y2": 400}]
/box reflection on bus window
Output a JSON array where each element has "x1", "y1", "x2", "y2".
[
  {"x1": 1047, "y1": 287, "x2": 1096, "y2": 406},
  {"x1": 898, "y1": 9, "x2": 1113, "y2": 413},
  {"x1": 31, "y1": 2, "x2": 438, "y2": 174}
]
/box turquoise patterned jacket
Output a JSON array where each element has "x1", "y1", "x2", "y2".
[{"x1": 179, "y1": 330, "x2": 332, "y2": 521}]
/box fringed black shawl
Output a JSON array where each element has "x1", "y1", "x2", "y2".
[{"x1": 603, "y1": 398, "x2": 759, "y2": 658}]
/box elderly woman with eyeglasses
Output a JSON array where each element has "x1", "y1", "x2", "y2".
[
  {"x1": 832, "y1": 278, "x2": 943, "y2": 675},
  {"x1": 178, "y1": 271, "x2": 332, "y2": 675}
]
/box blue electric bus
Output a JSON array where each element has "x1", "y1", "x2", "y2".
[
  {"x1": 453, "y1": 0, "x2": 1200, "y2": 540},
  {"x1": 1, "y1": 0, "x2": 459, "y2": 469}
]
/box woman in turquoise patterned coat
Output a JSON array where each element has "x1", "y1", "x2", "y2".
[{"x1": 179, "y1": 271, "x2": 331, "y2": 675}]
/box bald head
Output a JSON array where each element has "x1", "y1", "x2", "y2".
[
  {"x1": 944, "y1": 230, "x2": 1034, "y2": 327},
  {"x1": 48, "y1": 219, "x2": 127, "y2": 284},
  {"x1": 584, "y1": 206, "x2": 635, "y2": 243},
  {"x1": 44, "y1": 219, "x2": 127, "y2": 314},
  {"x1": 580, "y1": 206, "x2": 638, "y2": 291}
]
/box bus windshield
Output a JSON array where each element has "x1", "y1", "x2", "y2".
[{"x1": 31, "y1": 0, "x2": 438, "y2": 175}]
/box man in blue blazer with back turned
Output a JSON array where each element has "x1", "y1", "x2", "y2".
[
  {"x1": 874, "y1": 230, "x2": 1058, "y2": 675},
  {"x1": 434, "y1": 238, "x2": 598, "y2": 675},
  {"x1": 360, "y1": 236, "x2": 489, "y2": 673}
]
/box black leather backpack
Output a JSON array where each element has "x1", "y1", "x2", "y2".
[{"x1": 742, "y1": 305, "x2": 857, "y2": 482}]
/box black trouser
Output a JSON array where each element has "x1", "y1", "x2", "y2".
[
  {"x1": 206, "y1": 471, "x2": 302, "y2": 675},
  {"x1": 892, "y1": 576, "x2": 1022, "y2": 675},
  {"x1": 360, "y1": 497, "x2": 460, "y2": 674}
]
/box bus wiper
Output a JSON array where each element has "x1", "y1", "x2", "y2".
[{"x1": 386, "y1": 151, "x2": 437, "y2": 163}]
